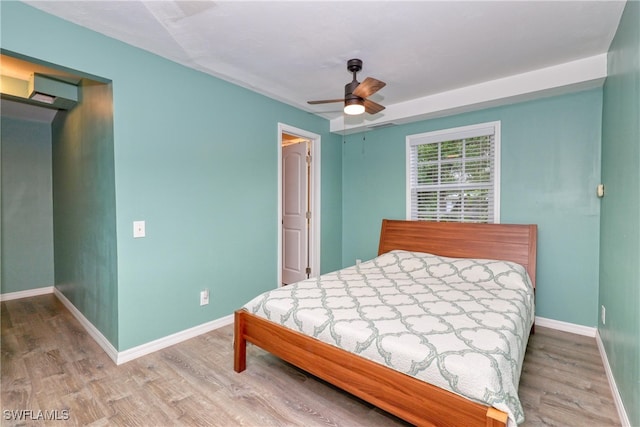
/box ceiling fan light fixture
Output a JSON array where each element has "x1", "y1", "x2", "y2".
[
  {"x1": 344, "y1": 98, "x2": 365, "y2": 115},
  {"x1": 307, "y1": 59, "x2": 385, "y2": 115}
]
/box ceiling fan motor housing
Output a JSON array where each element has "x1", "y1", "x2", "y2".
[
  {"x1": 345, "y1": 58, "x2": 364, "y2": 101},
  {"x1": 345, "y1": 80, "x2": 361, "y2": 99}
]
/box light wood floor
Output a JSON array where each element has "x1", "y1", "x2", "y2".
[{"x1": 1, "y1": 294, "x2": 620, "y2": 426}]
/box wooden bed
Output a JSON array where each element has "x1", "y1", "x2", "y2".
[{"x1": 234, "y1": 219, "x2": 537, "y2": 427}]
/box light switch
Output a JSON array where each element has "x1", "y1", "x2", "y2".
[{"x1": 133, "y1": 220, "x2": 146, "y2": 238}]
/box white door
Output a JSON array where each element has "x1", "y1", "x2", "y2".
[{"x1": 282, "y1": 141, "x2": 308, "y2": 284}]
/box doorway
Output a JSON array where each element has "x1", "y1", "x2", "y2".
[
  {"x1": 278, "y1": 124, "x2": 321, "y2": 286},
  {"x1": 0, "y1": 52, "x2": 118, "y2": 344}
]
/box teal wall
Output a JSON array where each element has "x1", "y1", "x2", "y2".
[
  {"x1": 600, "y1": 0, "x2": 640, "y2": 425},
  {"x1": 342, "y1": 89, "x2": 603, "y2": 328},
  {"x1": 1, "y1": 116, "x2": 54, "y2": 294},
  {"x1": 1, "y1": 2, "x2": 342, "y2": 350},
  {"x1": 7, "y1": 15, "x2": 637, "y2": 426},
  {"x1": 52, "y1": 80, "x2": 119, "y2": 346}
]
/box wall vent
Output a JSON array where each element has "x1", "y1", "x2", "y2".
[{"x1": 368, "y1": 122, "x2": 397, "y2": 130}]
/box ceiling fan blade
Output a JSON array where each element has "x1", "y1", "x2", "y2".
[
  {"x1": 364, "y1": 99, "x2": 385, "y2": 114},
  {"x1": 307, "y1": 98, "x2": 345, "y2": 105},
  {"x1": 353, "y1": 77, "x2": 386, "y2": 98}
]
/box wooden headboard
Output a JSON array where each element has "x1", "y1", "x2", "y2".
[{"x1": 378, "y1": 219, "x2": 537, "y2": 287}]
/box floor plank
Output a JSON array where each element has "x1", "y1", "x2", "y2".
[{"x1": 1, "y1": 295, "x2": 621, "y2": 426}]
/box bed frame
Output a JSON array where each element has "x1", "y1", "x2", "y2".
[{"x1": 235, "y1": 219, "x2": 537, "y2": 427}]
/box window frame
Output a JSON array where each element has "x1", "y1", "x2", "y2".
[{"x1": 405, "y1": 121, "x2": 501, "y2": 223}]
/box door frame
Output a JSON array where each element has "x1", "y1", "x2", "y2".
[{"x1": 277, "y1": 123, "x2": 321, "y2": 287}]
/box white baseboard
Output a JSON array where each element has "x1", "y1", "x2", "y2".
[
  {"x1": 54, "y1": 288, "x2": 120, "y2": 363},
  {"x1": 116, "y1": 314, "x2": 233, "y2": 364},
  {"x1": 535, "y1": 316, "x2": 597, "y2": 337},
  {"x1": 53, "y1": 288, "x2": 233, "y2": 365},
  {"x1": 535, "y1": 316, "x2": 629, "y2": 426},
  {"x1": 596, "y1": 331, "x2": 631, "y2": 427},
  {"x1": 0, "y1": 286, "x2": 54, "y2": 302}
]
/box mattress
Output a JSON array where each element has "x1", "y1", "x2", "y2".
[{"x1": 244, "y1": 250, "x2": 535, "y2": 425}]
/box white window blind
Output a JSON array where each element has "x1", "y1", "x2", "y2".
[{"x1": 406, "y1": 122, "x2": 500, "y2": 223}]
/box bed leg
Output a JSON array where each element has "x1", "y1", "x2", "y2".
[
  {"x1": 234, "y1": 310, "x2": 247, "y2": 373},
  {"x1": 485, "y1": 407, "x2": 508, "y2": 427}
]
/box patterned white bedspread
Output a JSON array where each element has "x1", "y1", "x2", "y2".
[{"x1": 244, "y1": 250, "x2": 535, "y2": 425}]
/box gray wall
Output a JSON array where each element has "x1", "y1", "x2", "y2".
[
  {"x1": 1, "y1": 115, "x2": 54, "y2": 294},
  {"x1": 52, "y1": 80, "x2": 118, "y2": 345},
  {"x1": 599, "y1": 1, "x2": 640, "y2": 424}
]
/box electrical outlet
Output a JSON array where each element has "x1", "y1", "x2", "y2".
[
  {"x1": 200, "y1": 289, "x2": 209, "y2": 306},
  {"x1": 601, "y1": 305, "x2": 606, "y2": 325}
]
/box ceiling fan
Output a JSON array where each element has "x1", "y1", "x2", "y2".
[{"x1": 307, "y1": 58, "x2": 386, "y2": 115}]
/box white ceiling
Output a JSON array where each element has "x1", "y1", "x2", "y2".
[{"x1": 21, "y1": 1, "x2": 627, "y2": 132}]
